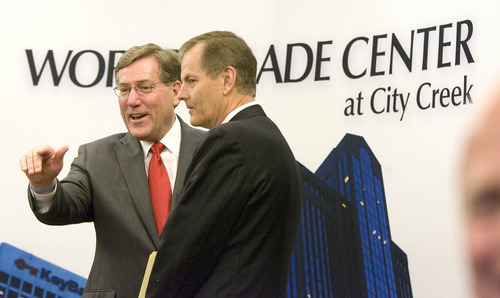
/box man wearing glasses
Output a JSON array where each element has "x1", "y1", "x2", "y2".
[{"x1": 19, "y1": 43, "x2": 204, "y2": 297}]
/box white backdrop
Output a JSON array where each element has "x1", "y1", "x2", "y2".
[{"x1": 2, "y1": 1, "x2": 500, "y2": 297}]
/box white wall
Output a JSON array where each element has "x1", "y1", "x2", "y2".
[{"x1": 2, "y1": 0, "x2": 499, "y2": 296}]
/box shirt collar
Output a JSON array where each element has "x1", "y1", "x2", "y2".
[
  {"x1": 221, "y1": 101, "x2": 259, "y2": 124},
  {"x1": 139, "y1": 116, "x2": 181, "y2": 158}
]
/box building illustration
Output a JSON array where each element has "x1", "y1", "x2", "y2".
[{"x1": 288, "y1": 133, "x2": 412, "y2": 298}]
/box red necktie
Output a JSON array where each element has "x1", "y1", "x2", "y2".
[{"x1": 148, "y1": 142, "x2": 172, "y2": 235}]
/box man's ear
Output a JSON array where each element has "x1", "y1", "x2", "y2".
[
  {"x1": 172, "y1": 81, "x2": 181, "y2": 107},
  {"x1": 172, "y1": 80, "x2": 181, "y2": 95},
  {"x1": 222, "y1": 66, "x2": 236, "y2": 95}
]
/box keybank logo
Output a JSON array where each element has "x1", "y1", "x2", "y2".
[
  {"x1": 26, "y1": 49, "x2": 125, "y2": 87},
  {"x1": 15, "y1": 258, "x2": 85, "y2": 295}
]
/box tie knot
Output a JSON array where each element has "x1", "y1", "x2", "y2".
[{"x1": 150, "y1": 142, "x2": 165, "y2": 155}]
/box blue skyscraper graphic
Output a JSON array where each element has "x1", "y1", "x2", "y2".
[{"x1": 288, "y1": 133, "x2": 412, "y2": 298}]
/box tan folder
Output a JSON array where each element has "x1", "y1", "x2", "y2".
[{"x1": 138, "y1": 251, "x2": 157, "y2": 298}]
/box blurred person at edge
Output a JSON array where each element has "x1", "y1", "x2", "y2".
[
  {"x1": 462, "y1": 86, "x2": 500, "y2": 297},
  {"x1": 19, "y1": 44, "x2": 204, "y2": 297}
]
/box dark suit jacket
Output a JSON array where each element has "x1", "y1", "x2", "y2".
[
  {"x1": 147, "y1": 105, "x2": 302, "y2": 297},
  {"x1": 28, "y1": 117, "x2": 204, "y2": 297}
]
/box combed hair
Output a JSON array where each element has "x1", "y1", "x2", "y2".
[
  {"x1": 115, "y1": 43, "x2": 180, "y2": 85},
  {"x1": 179, "y1": 31, "x2": 257, "y2": 97}
]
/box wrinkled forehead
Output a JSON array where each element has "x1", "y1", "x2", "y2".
[
  {"x1": 464, "y1": 124, "x2": 500, "y2": 176},
  {"x1": 117, "y1": 56, "x2": 160, "y2": 84},
  {"x1": 180, "y1": 46, "x2": 207, "y2": 78},
  {"x1": 463, "y1": 99, "x2": 500, "y2": 170}
]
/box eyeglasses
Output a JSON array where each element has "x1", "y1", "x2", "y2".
[{"x1": 113, "y1": 82, "x2": 163, "y2": 98}]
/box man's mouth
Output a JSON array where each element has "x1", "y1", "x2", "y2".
[{"x1": 130, "y1": 114, "x2": 147, "y2": 120}]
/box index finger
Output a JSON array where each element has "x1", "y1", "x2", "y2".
[{"x1": 23, "y1": 145, "x2": 54, "y2": 175}]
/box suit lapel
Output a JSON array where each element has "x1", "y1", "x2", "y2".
[
  {"x1": 115, "y1": 133, "x2": 160, "y2": 247},
  {"x1": 172, "y1": 117, "x2": 204, "y2": 208}
]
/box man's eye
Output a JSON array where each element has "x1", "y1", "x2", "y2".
[
  {"x1": 138, "y1": 86, "x2": 152, "y2": 92},
  {"x1": 120, "y1": 87, "x2": 131, "y2": 94},
  {"x1": 471, "y1": 188, "x2": 500, "y2": 217}
]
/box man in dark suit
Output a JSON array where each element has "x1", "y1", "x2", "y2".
[
  {"x1": 147, "y1": 31, "x2": 302, "y2": 297},
  {"x1": 19, "y1": 44, "x2": 204, "y2": 297}
]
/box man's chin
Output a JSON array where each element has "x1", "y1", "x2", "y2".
[
  {"x1": 129, "y1": 130, "x2": 152, "y2": 141},
  {"x1": 189, "y1": 118, "x2": 203, "y2": 128}
]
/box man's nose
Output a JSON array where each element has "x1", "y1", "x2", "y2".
[
  {"x1": 127, "y1": 88, "x2": 142, "y2": 105},
  {"x1": 176, "y1": 84, "x2": 188, "y2": 101}
]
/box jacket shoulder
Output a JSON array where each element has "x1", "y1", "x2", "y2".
[{"x1": 82, "y1": 133, "x2": 129, "y2": 147}]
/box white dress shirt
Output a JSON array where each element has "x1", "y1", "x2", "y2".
[{"x1": 140, "y1": 116, "x2": 181, "y2": 191}]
